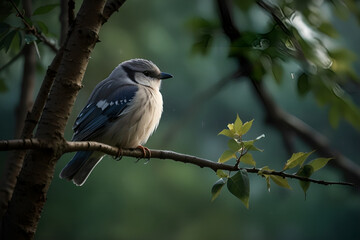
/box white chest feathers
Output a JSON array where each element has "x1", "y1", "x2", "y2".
[{"x1": 104, "y1": 86, "x2": 163, "y2": 148}]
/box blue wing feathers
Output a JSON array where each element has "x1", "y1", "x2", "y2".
[
  {"x1": 61, "y1": 83, "x2": 138, "y2": 185},
  {"x1": 72, "y1": 84, "x2": 138, "y2": 141}
]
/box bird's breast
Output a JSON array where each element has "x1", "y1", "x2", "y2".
[{"x1": 104, "y1": 86, "x2": 163, "y2": 148}]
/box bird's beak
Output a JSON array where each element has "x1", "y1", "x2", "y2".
[{"x1": 159, "y1": 72, "x2": 173, "y2": 79}]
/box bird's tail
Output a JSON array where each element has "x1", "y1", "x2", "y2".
[{"x1": 59, "y1": 151, "x2": 104, "y2": 186}]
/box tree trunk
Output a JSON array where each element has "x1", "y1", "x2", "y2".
[
  {"x1": 0, "y1": 0, "x2": 36, "y2": 219},
  {"x1": 1, "y1": 1, "x2": 107, "y2": 239}
]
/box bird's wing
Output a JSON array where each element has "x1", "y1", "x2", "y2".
[{"x1": 72, "y1": 83, "x2": 139, "y2": 141}]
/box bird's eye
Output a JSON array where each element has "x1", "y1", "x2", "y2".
[{"x1": 143, "y1": 71, "x2": 151, "y2": 77}]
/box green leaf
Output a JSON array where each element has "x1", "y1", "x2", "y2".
[
  {"x1": 35, "y1": 21, "x2": 48, "y2": 35},
  {"x1": 296, "y1": 165, "x2": 314, "y2": 198},
  {"x1": 240, "y1": 119, "x2": 254, "y2": 135},
  {"x1": 218, "y1": 129, "x2": 234, "y2": 138},
  {"x1": 234, "y1": 0, "x2": 254, "y2": 10},
  {"x1": 297, "y1": 73, "x2": 310, "y2": 96},
  {"x1": 0, "y1": 22, "x2": 10, "y2": 37},
  {"x1": 242, "y1": 140, "x2": 263, "y2": 152},
  {"x1": 270, "y1": 175, "x2": 291, "y2": 189},
  {"x1": 272, "y1": 60, "x2": 283, "y2": 84},
  {"x1": 11, "y1": 30, "x2": 22, "y2": 52},
  {"x1": 218, "y1": 150, "x2": 236, "y2": 163},
  {"x1": 24, "y1": 34, "x2": 37, "y2": 44},
  {"x1": 211, "y1": 178, "x2": 226, "y2": 201},
  {"x1": 283, "y1": 151, "x2": 314, "y2": 170},
  {"x1": 0, "y1": 78, "x2": 8, "y2": 92},
  {"x1": 0, "y1": 1, "x2": 18, "y2": 21},
  {"x1": 258, "y1": 166, "x2": 272, "y2": 192},
  {"x1": 234, "y1": 114, "x2": 243, "y2": 134},
  {"x1": 227, "y1": 170, "x2": 250, "y2": 208},
  {"x1": 308, "y1": 158, "x2": 331, "y2": 172},
  {"x1": 241, "y1": 153, "x2": 256, "y2": 167},
  {"x1": 318, "y1": 22, "x2": 339, "y2": 38},
  {"x1": 33, "y1": 4, "x2": 59, "y2": 16},
  {"x1": 186, "y1": 17, "x2": 217, "y2": 56},
  {"x1": 0, "y1": 30, "x2": 17, "y2": 52},
  {"x1": 216, "y1": 169, "x2": 229, "y2": 178},
  {"x1": 227, "y1": 123, "x2": 234, "y2": 131},
  {"x1": 228, "y1": 139, "x2": 241, "y2": 152}
]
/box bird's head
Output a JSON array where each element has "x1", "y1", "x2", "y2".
[{"x1": 115, "y1": 58, "x2": 172, "y2": 89}]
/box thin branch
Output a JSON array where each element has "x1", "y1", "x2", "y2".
[
  {"x1": 59, "y1": 0, "x2": 69, "y2": 46},
  {"x1": 256, "y1": 0, "x2": 307, "y2": 61},
  {"x1": 102, "y1": 0, "x2": 127, "y2": 23},
  {"x1": 9, "y1": 0, "x2": 58, "y2": 53},
  {"x1": 0, "y1": 138, "x2": 355, "y2": 187},
  {"x1": 68, "y1": 0, "x2": 75, "y2": 27},
  {"x1": 216, "y1": 0, "x2": 360, "y2": 186}
]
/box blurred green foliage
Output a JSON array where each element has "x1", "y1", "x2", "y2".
[{"x1": 1, "y1": 0, "x2": 360, "y2": 239}]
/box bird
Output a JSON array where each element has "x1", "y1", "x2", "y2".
[{"x1": 59, "y1": 58, "x2": 173, "y2": 186}]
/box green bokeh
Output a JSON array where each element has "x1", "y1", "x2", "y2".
[{"x1": 1, "y1": 0, "x2": 360, "y2": 239}]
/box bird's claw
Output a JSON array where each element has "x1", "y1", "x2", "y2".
[
  {"x1": 136, "y1": 145, "x2": 151, "y2": 160},
  {"x1": 113, "y1": 148, "x2": 123, "y2": 161}
]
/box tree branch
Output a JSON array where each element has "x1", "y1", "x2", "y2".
[
  {"x1": 0, "y1": 0, "x2": 36, "y2": 220},
  {"x1": 102, "y1": 0, "x2": 127, "y2": 23},
  {"x1": 59, "y1": 0, "x2": 69, "y2": 46},
  {"x1": 9, "y1": 0, "x2": 58, "y2": 53},
  {"x1": 215, "y1": 0, "x2": 360, "y2": 186},
  {"x1": 0, "y1": 138, "x2": 355, "y2": 187},
  {"x1": 256, "y1": 0, "x2": 307, "y2": 61}
]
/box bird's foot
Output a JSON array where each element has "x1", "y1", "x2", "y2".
[
  {"x1": 113, "y1": 147, "x2": 123, "y2": 161},
  {"x1": 136, "y1": 145, "x2": 151, "y2": 160}
]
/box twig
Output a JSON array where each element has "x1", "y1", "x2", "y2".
[
  {"x1": 256, "y1": 0, "x2": 307, "y2": 61},
  {"x1": 9, "y1": 0, "x2": 58, "y2": 53},
  {"x1": 0, "y1": 138, "x2": 355, "y2": 187},
  {"x1": 216, "y1": 0, "x2": 360, "y2": 186}
]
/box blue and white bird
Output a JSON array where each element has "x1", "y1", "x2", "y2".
[{"x1": 60, "y1": 58, "x2": 172, "y2": 186}]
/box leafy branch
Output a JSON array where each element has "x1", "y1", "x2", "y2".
[
  {"x1": 0, "y1": 114, "x2": 355, "y2": 210},
  {"x1": 211, "y1": 115, "x2": 355, "y2": 207},
  {"x1": 8, "y1": 0, "x2": 58, "y2": 53},
  {"x1": 0, "y1": 137, "x2": 353, "y2": 188}
]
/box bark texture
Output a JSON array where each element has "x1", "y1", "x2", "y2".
[{"x1": 1, "y1": 1, "x2": 106, "y2": 239}]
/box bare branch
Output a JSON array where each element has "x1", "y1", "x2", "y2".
[
  {"x1": 0, "y1": 138, "x2": 355, "y2": 187},
  {"x1": 102, "y1": 0, "x2": 127, "y2": 23}
]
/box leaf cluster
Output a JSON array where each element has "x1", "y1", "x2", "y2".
[
  {"x1": 0, "y1": 2, "x2": 58, "y2": 53},
  {"x1": 212, "y1": 115, "x2": 332, "y2": 208},
  {"x1": 0, "y1": 1, "x2": 59, "y2": 93},
  {"x1": 212, "y1": 115, "x2": 262, "y2": 208},
  {"x1": 187, "y1": 0, "x2": 360, "y2": 131}
]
